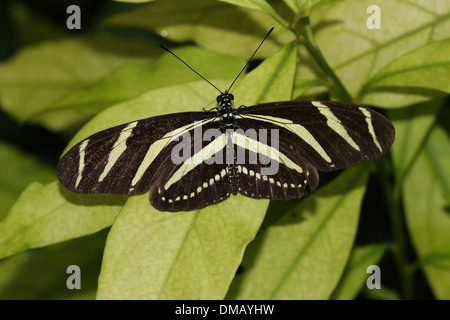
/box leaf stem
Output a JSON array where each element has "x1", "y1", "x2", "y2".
[
  {"x1": 377, "y1": 157, "x2": 415, "y2": 300},
  {"x1": 295, "y1": 17, "x2": 353, "y2": 103}
]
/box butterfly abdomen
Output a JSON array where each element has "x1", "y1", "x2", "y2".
[{"x1": 217, "y1": 93, "x2": 240, "y2": 194}]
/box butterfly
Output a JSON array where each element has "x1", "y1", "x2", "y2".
[{"x1": 57, "y1": 28, "x2": 395, "y2": 212}]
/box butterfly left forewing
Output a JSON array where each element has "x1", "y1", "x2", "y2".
[{"x1": 57, "y1": 112, "x2": 216, "y2": 195}]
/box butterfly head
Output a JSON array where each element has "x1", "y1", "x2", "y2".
[{"x1": 216, "y1": 92, "x2": 234, "y2": 109}]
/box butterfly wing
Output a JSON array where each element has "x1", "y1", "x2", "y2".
[
  {"x1": 234, "y1": 100, "x2": 394, "y2": 200},
  {"x1": 238, "y1": 100, "x2": 394, "y2": 171},
  {"x1": 148, "y1": 124, "x2": 234, "y2": 212},
  {"x1": 57, "y1": 112, "x2": 216, "y2": 195}
]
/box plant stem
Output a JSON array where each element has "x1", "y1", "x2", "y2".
[
  {"x1": 377, "y1": 157, "x2": 414, "y2": 299},
  {"x1": 296, "y1": 17, "x2": 353, "y2": 103}
]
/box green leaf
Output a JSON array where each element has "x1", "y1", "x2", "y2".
[
  {"x1": 281, "y1": 0, "x2": 299, "y2": 13},
  {"x1": 96, "y1": 194, "x2": 266, "y2": 299},
  {"x1": 305, "y1": 0, "x2": 450, "y2": 107},
  {"x1": 403, "y1": 124, "x2": 450, "y2": 299},
  {"x1": 227, "y1": 164, "x2": 370, "y2": 299},
  {"x1": 104, "y1": 0, "x2": 294, "y2": 58},
  {"x1": 284, "y1": 0, "x2": 333, "y2": 16},
  {"x1": 32, "y1": 46, "x2": 245, "y2": 132},
  {"x1": 0, "y1": 141, "x2": 54, "y2": 220},
  {"x1": 292, "y1": 78, "x2": 329, "y2": 99},
  {"x1": 0, "y1": 32, "x2": 158, "y2": 126},
  {"x1": 389, "y1": 99, "x2": 442, "y2": 186},
  {"x1": 96, "y1": 43, "x2": 297, "y2": 299},
  {"x1": 218, "y1": 0, "x2": 289, "y2": 27},
  {"x1": 0, "y1": 181, "x2": 126, "y2": 259},
  {"x1": 0, "y1": 230, "x2": 106, "y2": 299},
  {"x1": 360, "y1": 88, "x2": 445, "y2": 109},
  {"x1": 331, "y1": 243, "x2": 388, "y2": 300},
  {"x1": 233, "y1": 42, "x2": 297, "y2": 105},
  {"x1": 360, "y1": 39, "x2": 450, "y2": 100}
]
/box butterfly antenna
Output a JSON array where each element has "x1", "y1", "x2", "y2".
[
  {"x1": 227, "y1": 27, "x2": 274, "y2": 93},
  {"x1": 160, "y1": 45, "x2": 223, "y2": 94}
]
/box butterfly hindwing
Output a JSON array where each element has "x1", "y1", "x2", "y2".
[
  {"x1": 148, "y1": 120, "x2": 233, "y2": 211},
  {"x1": 235, "y1": 145, "x2": 319, "y2": 201}
]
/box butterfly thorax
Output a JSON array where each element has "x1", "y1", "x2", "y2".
[{"x1": 217, "y1": 92, "x2": 236, "y2": 131}]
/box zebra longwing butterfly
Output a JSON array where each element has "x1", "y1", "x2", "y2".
[{"x1": 57, "y1": 29, "x2": 395, "y2": 212}]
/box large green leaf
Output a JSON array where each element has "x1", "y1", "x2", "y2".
[
  {"x1": 0, "y1": 181, "x2": 126, "y2": 259},
  {"x1": 96, "y1": 43, "x2": 297, "y2": 299},
  {"x1": 96, "y1": 194, "x2": 266, "y2": 299},
  {"x1": 304, "y1": 0, "x2": 450, "y2": 107},
  {"x1": 403, "y1": 124, "x2": 450, "y2": 299},
  {"x1": 0, "y1": 32, "x2": 158, "y2": 125},
  {"x1": 227, "y1": 164, "x2": 370, "y2": 299}
]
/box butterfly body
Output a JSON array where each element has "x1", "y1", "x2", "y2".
[{"x1": 217, "y1": 92, "x2": 240, "y2": 196}]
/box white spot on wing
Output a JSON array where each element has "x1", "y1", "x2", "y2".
[
  {"x1": 99, "y1": 121, "x2": 138, "y2": 182},
  {"x1": 75, "y1": 139, "x2": 89, "y2": 189},
  {"x1": 131, "y1": 119, "x2": 215, "y2": 188},
  {"x1": 232, "y1": 131, "x2": 303, "y2": 174},
  {"x1": 359, "y1": 107, "x2": 383, "y2": 152},
  {"x1": 164, "y1": 133, "x2": 227, "y2": 190},
  {"x1": 241, "y1": 114, "x2": 332, "y2": 164},
  {"x1": 312, "y1": 101, "x2": 361, "y2": 151}
]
